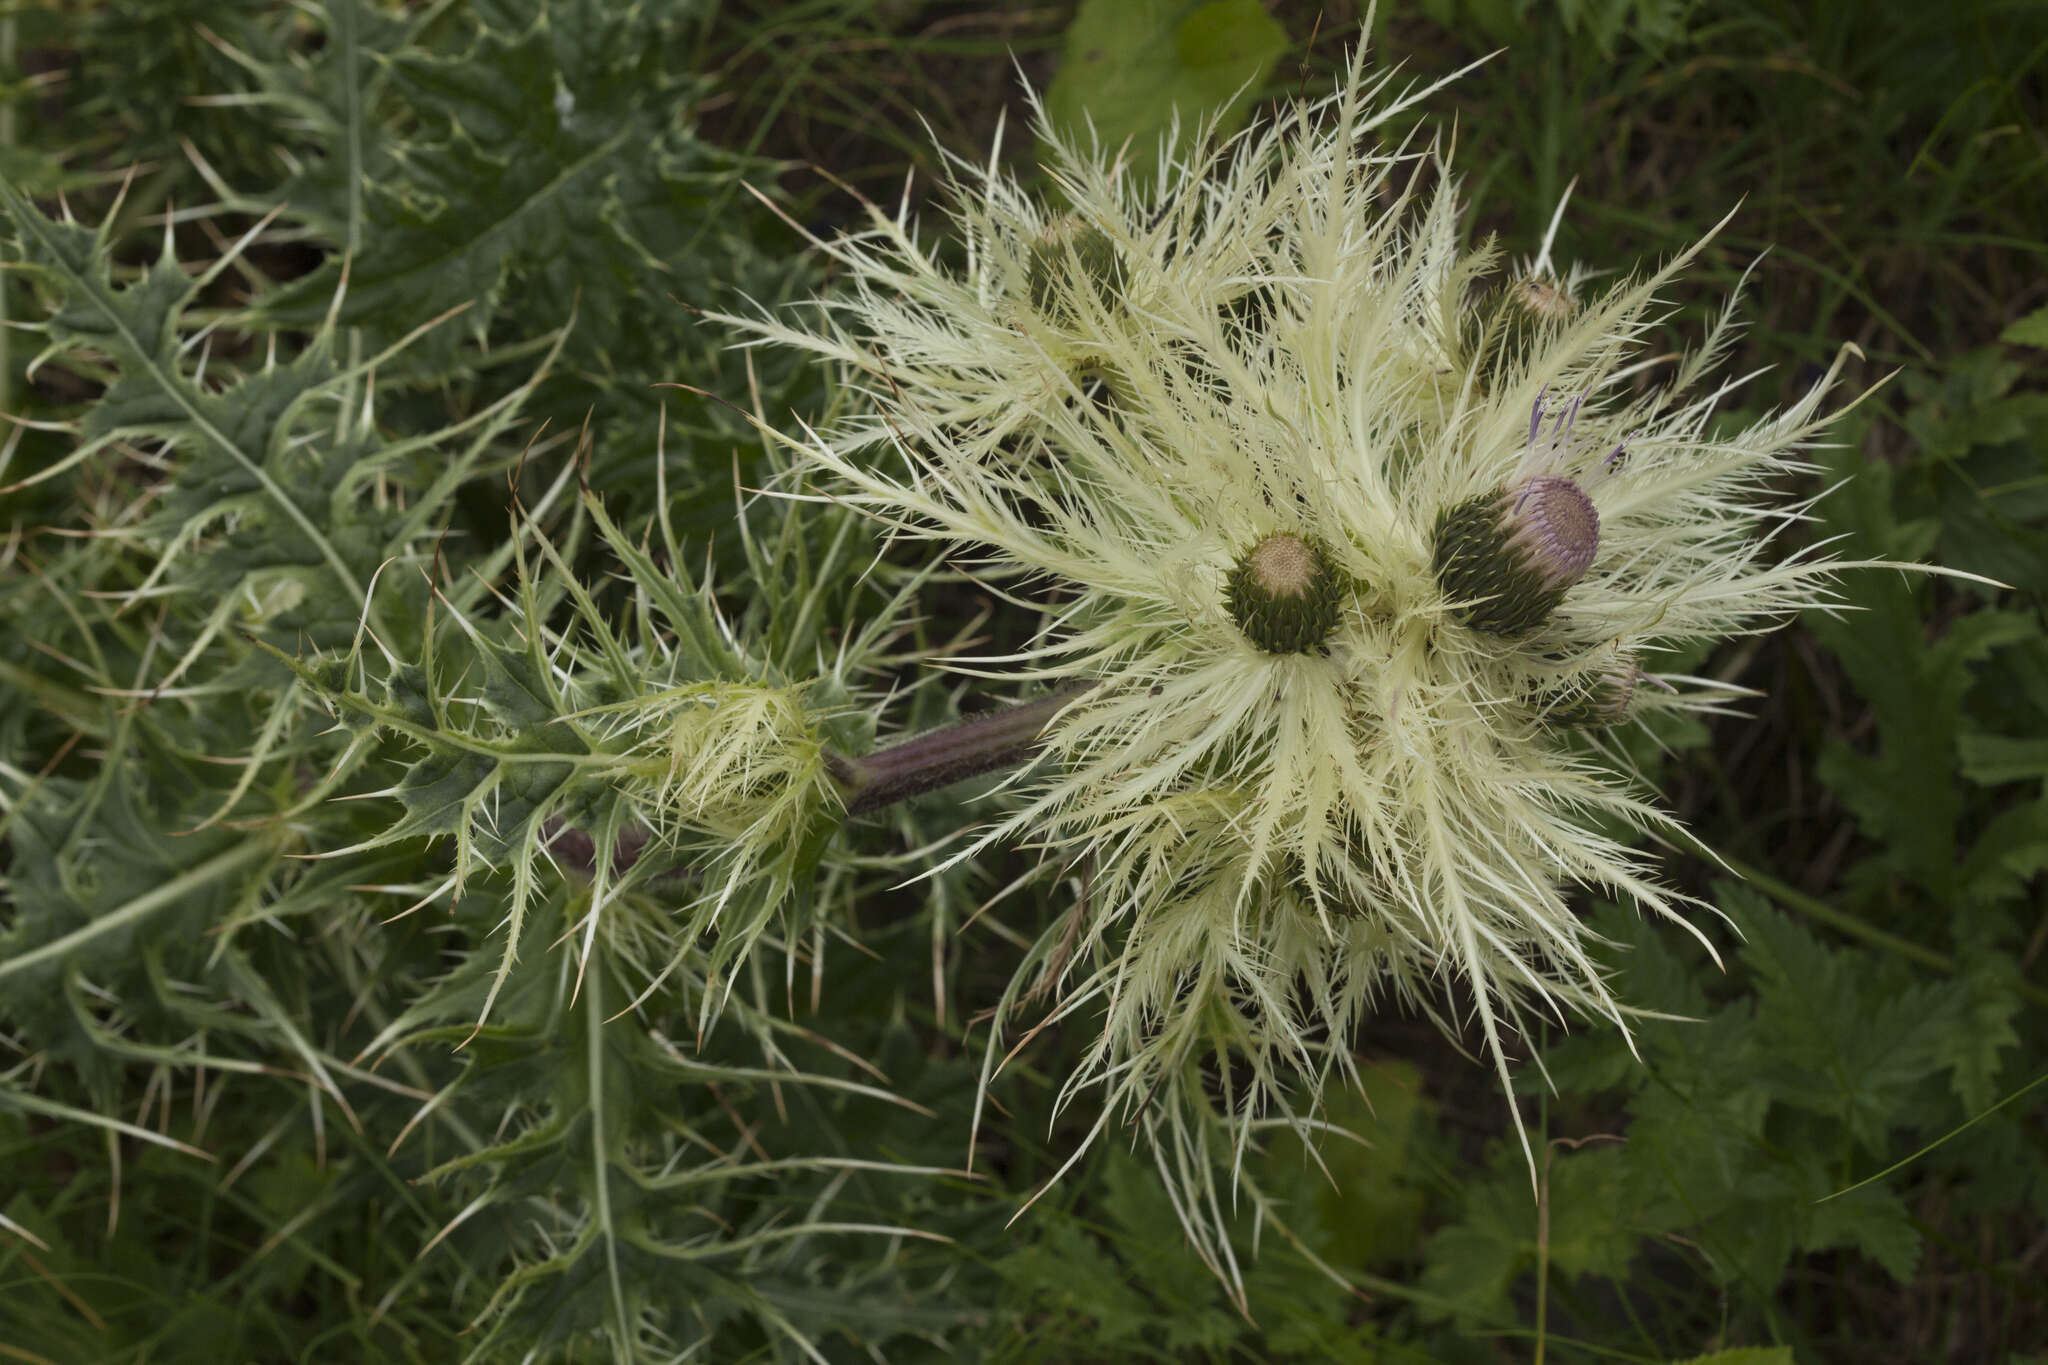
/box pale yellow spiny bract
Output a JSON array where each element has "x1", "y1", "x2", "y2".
[{"x1": 727, "y1": 44, "x2": 1869, "y2": 1271}]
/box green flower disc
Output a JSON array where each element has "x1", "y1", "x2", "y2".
[{"x1": 1226, "y1": 533, "x2": 1344, "y2": 654}]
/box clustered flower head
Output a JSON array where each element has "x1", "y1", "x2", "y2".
[{"x1": 727, "y1": 45, "x2": 1871, "y2": 1276}]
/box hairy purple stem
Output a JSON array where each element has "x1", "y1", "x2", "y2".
[
  {"x1": 824, "y1": 684, "x2": 1094, "y2": 815},
  {"x1": 548, "y1": 684, "x2": 1095, "y2": 876}
]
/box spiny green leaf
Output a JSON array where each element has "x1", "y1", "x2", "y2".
[
  {"x1": 262, "y1": 0, "x2": 762, "y2": 387},
  {"x1": 0, "y1": 179, "x2": 373, "y2": 618}
]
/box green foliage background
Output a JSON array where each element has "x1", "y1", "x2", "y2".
[{"x1": 1, "y1": 1, "x2": 2043, "y2": 1362}]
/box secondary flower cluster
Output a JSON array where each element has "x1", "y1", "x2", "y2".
[{"x1": 726, "y1": 49, "x2": 1862, "y2": 1263}]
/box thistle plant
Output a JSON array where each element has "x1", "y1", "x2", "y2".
[
  {"x1": 10, "y1": 3, "x2": 2039, "y2": 1354},
  {"x1": 728, "y1": 47, "x2": 1925, "y2": 1282}
]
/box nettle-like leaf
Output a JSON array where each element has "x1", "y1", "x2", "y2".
[
  {"x1": 1737, "y1": 899, "x2": 1975, "y2": 1154},
  {"x1": 1804, "y1": 436, "x2": 2035, "y2": 903},
  {"x1": 1419, "y1": 1141, "x2": 1651, "y2": 1323},
  {"x1": 1801, "y1": 368, "x2": 2048, "y2": 1045},
  {"x1": 1900, "y1": 350, "x2": 2048, "y2": 596},
  {"x1": 988, "y1": 1139, "x2": 1393, "y2": 1363},
  {"x1": 1619, "y1": 898, "x2": 1932, "y2": 1290},
  {"x1": 1466, "y1": 885, "x2": 2028, "y2": 1325},
  {"x1": 1421, "y1": 358, "x2": 2046, "y2": 1344}
]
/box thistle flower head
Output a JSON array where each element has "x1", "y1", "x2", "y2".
[
  {"x1": 1536, "y1": 648, "x2": 1646, "y2": 729},
  {"x1": 715, "y1": 58, "x2": 1474, "y2": 456},
  {"x1": 584, "y1": 670, "x2": 856, "y2": 1023},
  {"x1": 749, "y1": 45, "x2": 1871, "y2": 1269},
  {"x1": 1225, "y1": 532, "x2": 1345, "y2": 654},
  {"x1": 1432, "y1": 472, "x2": 1601, "y2": 637},
  {"x1": 1025, "y1": 213, "x2": 1130, "y2": 325},
  {"x1": 1504, "y1": 273, "x2": 1579, "y2": 324},
  {"x1": 654, "y1": 681, "x2": 835, "y2": 836},
  {"x1": 1472, "y1": 179, "x2": 1598, "y2": 389}
]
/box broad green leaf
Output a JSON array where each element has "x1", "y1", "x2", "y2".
[
  {"x1": 1958, "y1": 732, "x2": 2048, "y2": 785},
  {"x1": 1045, "y1": 0, "x2": 1288, "y2": 172},
  {"x1": 1999, "y1": 302, "x2": 2048, "y2": 348}
]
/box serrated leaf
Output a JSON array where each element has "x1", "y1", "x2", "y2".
[
  {"x1": 992, "y1": 1146, "x2": 1246, "y2": 1350},
  {"x1": 1956, "y1": 798, "x2": 2048, "y2": 907},
  {"x1": 1880, "y1": 353, "x2": 2048, "y2": 597},
  {"x1": 1420, "y1": 1141, "x2": 1662, "y2": 1324},
  {"x1": 1945, "y1": 948, "x2": 2023, "y2": 1112},
  {"x1": 1737, "y1": 893, "x2": 1960, "y2": 1151},
  {"x1": 1807, "y1": 1181, "x2": 1922, "y2": 1282},
  {"x1": 1958, "y1": 731, "x2": 2048, "y2": 785},
  {"x1": 1808, "y1": 438, "x2": 2034, "y2": 897},
  {"x1": 1896, "y1": 348, "x2": 2047, "y2": 465}
]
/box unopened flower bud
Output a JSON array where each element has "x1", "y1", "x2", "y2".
[
  {"x1": 1225, "y1": 533, "x2": 1344, "y2": 654},
  {"x1": 1476, "y1": 273, "x2": 1579, "y2": 387},
  {"x1": 1025, "y1": 216, "x2": 1128, "y2": 323},
  {"x1": 1432, "y1": 476, "x2": 1599, "y2": 636},
  {"x1": 1535, "y1": 654, "x2": 1641, "y2": 729}
]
